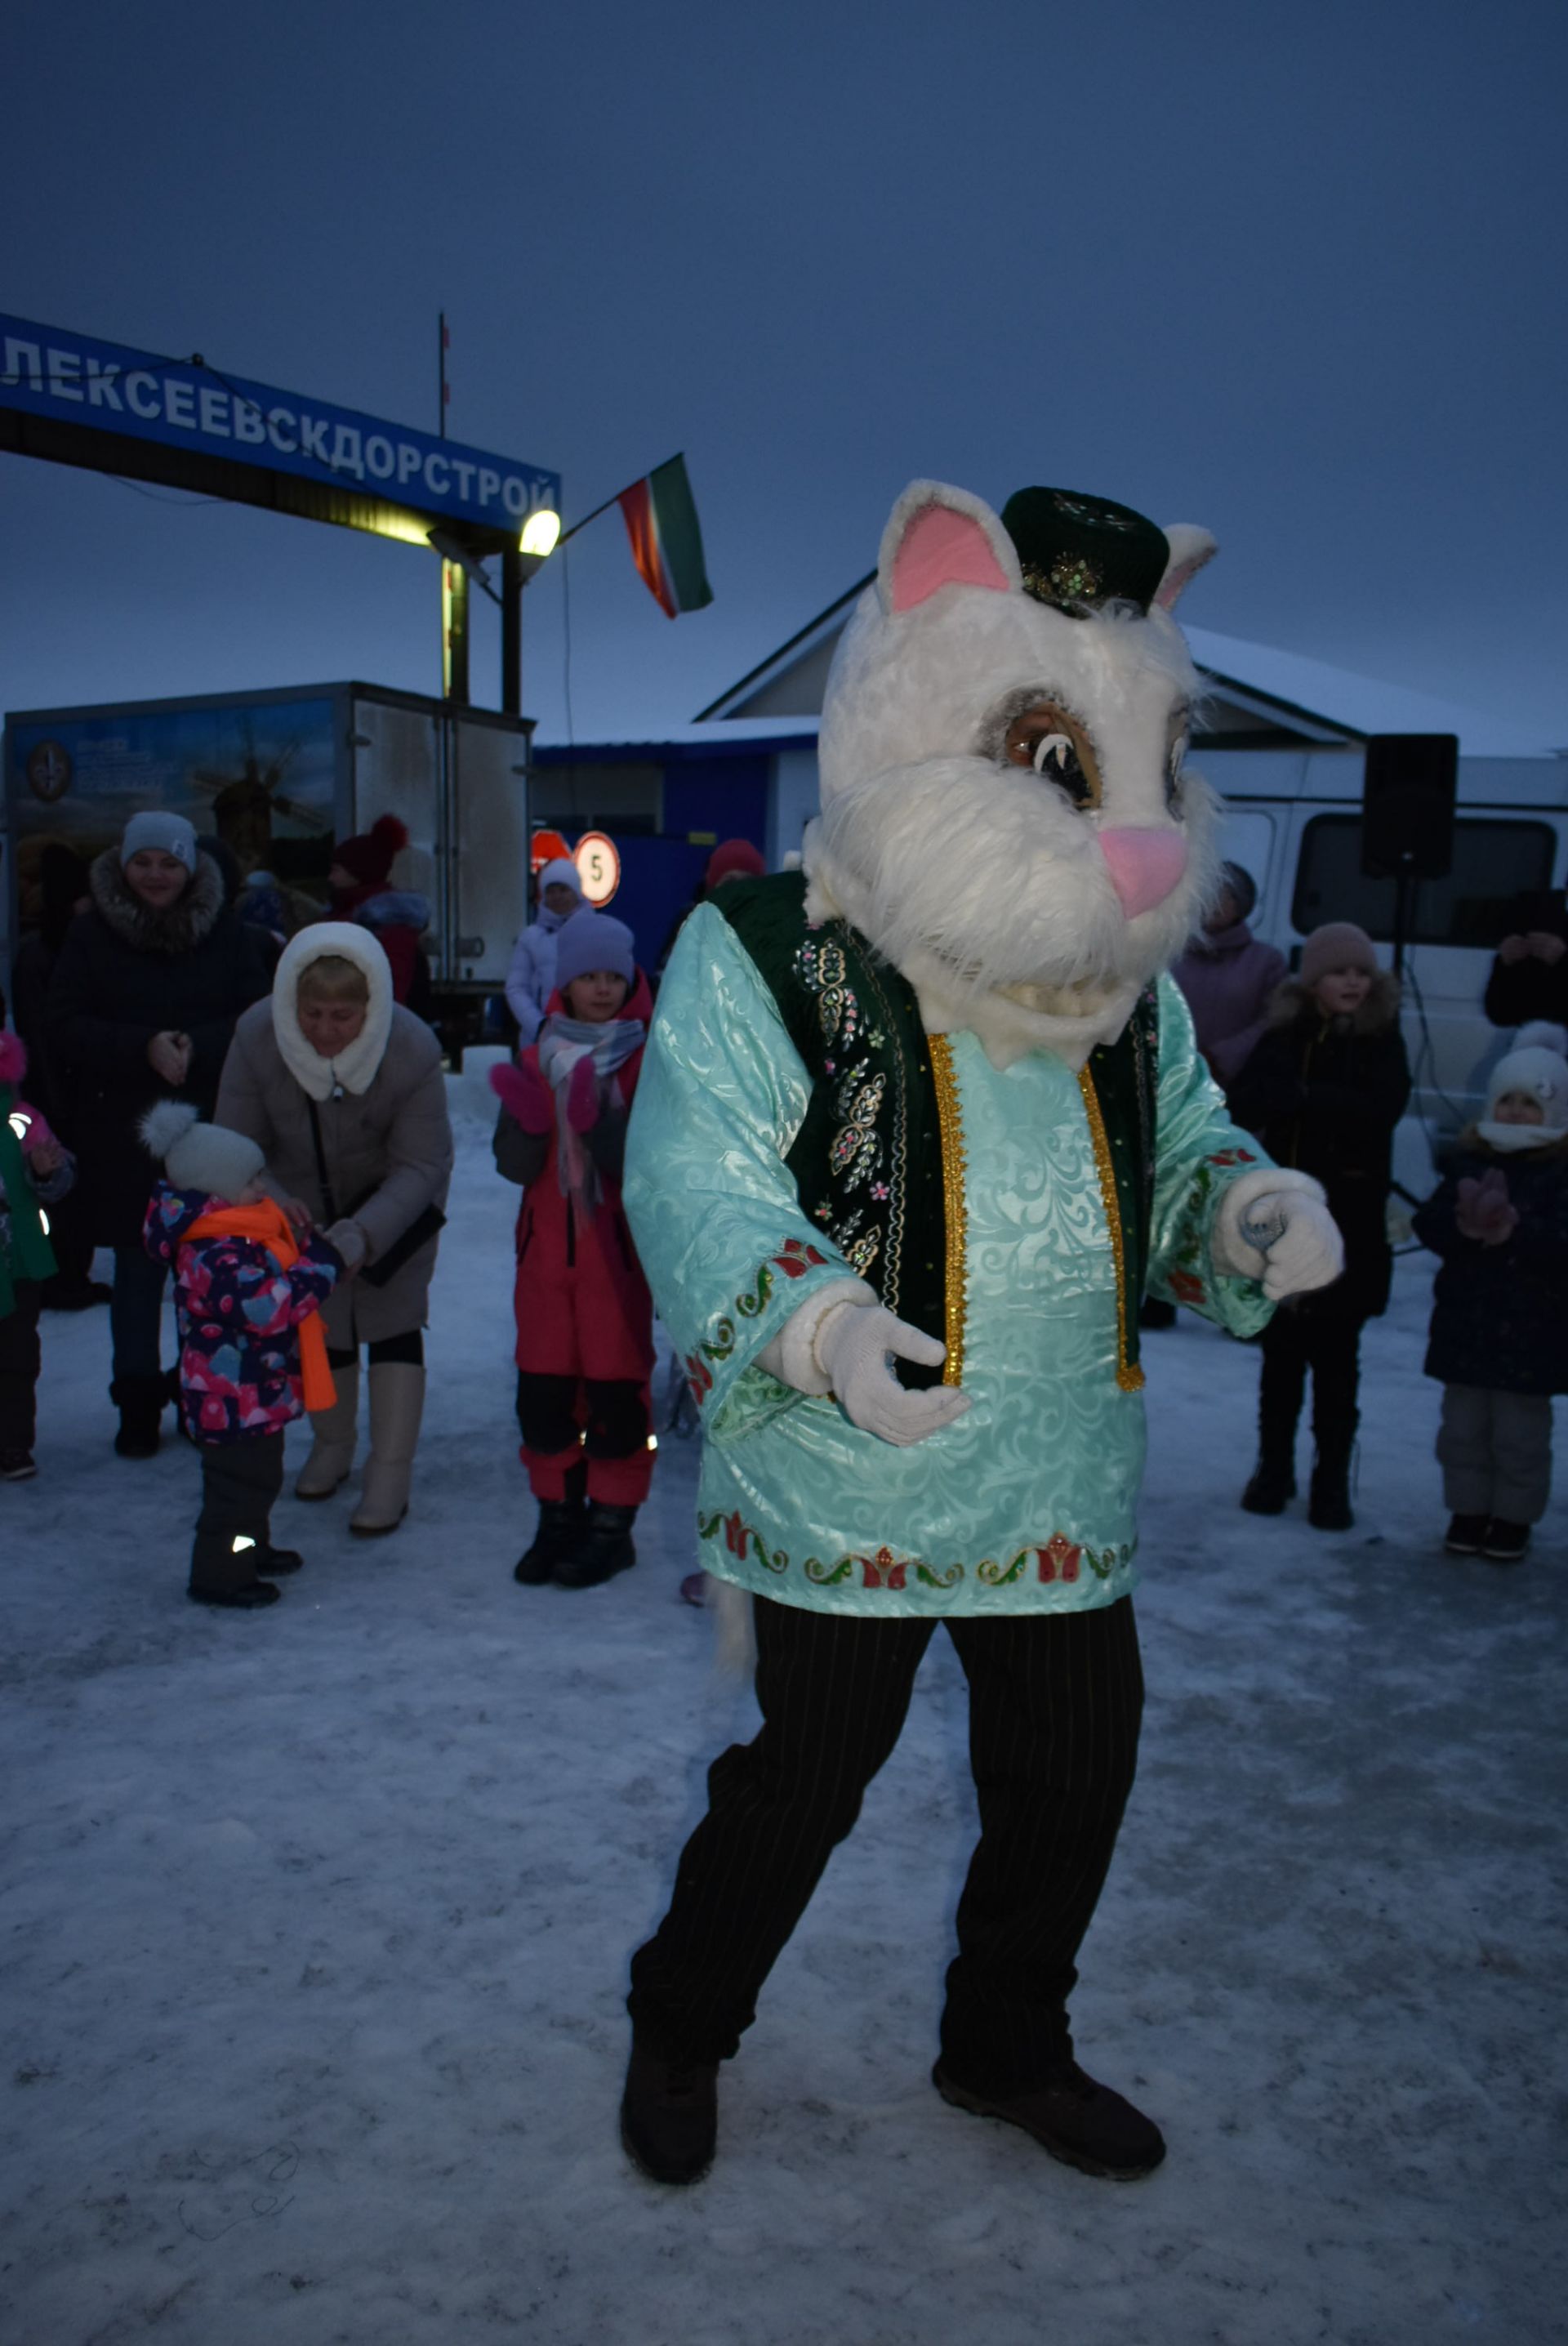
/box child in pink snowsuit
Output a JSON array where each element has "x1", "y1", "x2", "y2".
[{"x1": 491, "y1": 911, "x2": 656, "y2": 1590}]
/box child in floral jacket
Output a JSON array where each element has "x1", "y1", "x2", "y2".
[
  {"x1": 0, "y1": 1031, "x2": 76, "y2": 1479},
  {"x1": 141, "y1": 1100, "x2": 343, "y2": 1609}
]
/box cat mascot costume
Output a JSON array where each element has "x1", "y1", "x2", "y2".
[{"x1": 619, "y1": 481, "x2": 1344, "y2": 2186}]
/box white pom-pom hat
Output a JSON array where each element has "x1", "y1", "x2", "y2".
[{"x1": 140, "y1": 1100, "x2": 265, "y2": 1202}]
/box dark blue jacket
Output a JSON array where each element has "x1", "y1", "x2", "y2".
[{"x1": 1411, "y1": 1139, "x2": 1568, "y2": 1396}]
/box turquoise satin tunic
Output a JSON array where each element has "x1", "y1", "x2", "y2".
[{"x1": 624, "y1": 906, "x2": 1276, "y2": 1617}]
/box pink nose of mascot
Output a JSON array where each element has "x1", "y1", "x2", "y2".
[{"x1": 1099, "y1": 827, "x2": 1189, "y2": 919}]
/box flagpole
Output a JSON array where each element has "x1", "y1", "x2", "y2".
[{"x1": 556, "y1": 453, "x2": 684, "y2": 546}]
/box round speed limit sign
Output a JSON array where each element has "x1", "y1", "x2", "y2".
[{"x1": 574, "y1": 831, "x2": 621, "y2": 906}]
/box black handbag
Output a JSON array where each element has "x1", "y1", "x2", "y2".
[{"x1": 305, "y1": 1097, "x2": 446, "y2": 1289}]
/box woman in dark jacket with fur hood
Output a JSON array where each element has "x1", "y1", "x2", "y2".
[
  {"x1": 45, "y1": 813, "x2": 269, "y2": 1455},
  {"x1": 1229, "y1": 922, "x2": 1410, "y2": 1529}
]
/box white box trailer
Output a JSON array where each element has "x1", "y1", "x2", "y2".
[{"x1": 2, "y1": 682, "x2": 532, "y2": 1046}]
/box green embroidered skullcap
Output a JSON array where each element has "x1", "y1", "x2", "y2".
[{"x1": 1000, "y1": 487, "x2": 1169, "y2": 617}]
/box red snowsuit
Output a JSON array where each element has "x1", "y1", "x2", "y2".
[{"x1": 492, "y1": 973, "x2": 656, "y2": 1506}]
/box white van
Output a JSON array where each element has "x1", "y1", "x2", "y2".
[{"x1": 1203, "y1": 737, "x2": 1566, "y2": 1201}]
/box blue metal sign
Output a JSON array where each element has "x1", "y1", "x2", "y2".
[{"x1": 0, "y1": 313, "x2": 559, "y2": 537}]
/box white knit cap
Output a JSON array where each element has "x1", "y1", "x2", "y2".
[
  {"x1": 140, "y1": 1101, "x2": 265, "y2": 1202},
  {"x1": 1486, "y1": 1045, "x2": 1568, "y2": 1130},
  {"x1": 537, "y1": 857, "x2": 583, "y2": 899},
  {"x1": 121, "y1": 811, "x2": 197, "y2": 872}
]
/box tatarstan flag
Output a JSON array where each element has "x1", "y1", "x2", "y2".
[{"x1": 617, "y1": 453, "x2": 714, "y2": 618}]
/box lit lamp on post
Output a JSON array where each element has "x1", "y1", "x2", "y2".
[{"x1": 428, "y1": 511, "x2": 560, "y2": 714}]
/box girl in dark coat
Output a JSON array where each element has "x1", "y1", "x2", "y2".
[
  {"x1": 44, "y1": 813, "x2": 269, "y2": 1455},
  {"x1": 1410, "y1": 1037, "x2": 1568, "y2": 1563},
  {"x1": 1230, "y1": 921, "x2": 1411, "y2": 1528}
]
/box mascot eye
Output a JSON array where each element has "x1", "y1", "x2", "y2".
[
  {"x1": 1001, "y1": 700, "x2": 1102, "y2": 809},
  {"x1": 1031, "y1": 730, "x2": 1095, "y2": 810}
]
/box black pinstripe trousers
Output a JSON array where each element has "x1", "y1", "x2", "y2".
[{"x1": 628, "y1": 1593, "x2": 1143, "y2": 2085}]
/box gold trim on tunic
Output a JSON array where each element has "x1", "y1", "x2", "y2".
[
  {"x1": 1077, "y1": 1063, "x2": 1146, "y2": 1394},
  {"x1": 926, "y1": 1033, "x2": 968, "y2": 1386}
]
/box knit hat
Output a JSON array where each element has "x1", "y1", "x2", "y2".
[
  {"x1": 120, "y1": 812, "x2": 197, "y2": 872},
  {"x1": 1299, "y1": 922, "x2": 1379, "y2": 988},
  {"x1": 333, "y1": 813, "x2": 408, "y2": 886},
  {"x1": 555, "y1": 911, "x2": 635, "y2": 992},
  {"x1": 140, "y1": 1100, "x2": 265, "y2": 1203},
  {"x1": 705, "y1": 838, "x2": 766, "y2": 890},
  {"x1": 1486, "y1": 1045, "x2": 1568, "y2": 1131},
  {"x1": 537, "y1": 857, "x2": 584, "y2": 902}
]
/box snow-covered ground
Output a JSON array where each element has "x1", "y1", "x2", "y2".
[{"x1": 2, "y1": 1104, "x2": 1564, "y2": 2346}]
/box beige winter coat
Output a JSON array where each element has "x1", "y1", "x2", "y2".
[{"x1": 215, "y1": 924, "x2": 453, "y2": 1345}]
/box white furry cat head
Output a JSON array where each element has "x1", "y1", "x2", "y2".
[{"x1": 806, "y1": 479, "x2": 1221, "y2": 1064}]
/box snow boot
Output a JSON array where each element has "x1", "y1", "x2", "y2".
[
  {"x1": 111, "y1": 1371, "x2": 167, "y2": 1459},
  {"x1": 1443, "y1": 1513, "x2": 1488, "y2": 1555},
  {"x1": 1307, "y1": 1447, "x2": 1355, "y2": 1531},
  {"x1": 1481, "y1": 1519, "x2": 1530, "y2": 1563},
  {"x1": 350, "y1": 1363, "x2": 424, "y2": 1536},
  {"x1": 260, "y1": 1546, "x2": 305, "y2": 1576},
  {"x1": 296, "y1": 1362, "x2": 359, "y2": 1500},
  {"x1": 555, "y1": 1501, "x2": 638, "y2": 1589},
  {"x1": 933, "y1": 2055, "x2": 1166, "y2": 2181},
  {"x1": 1240, "y1": 1454, "x2": 1295, "y2": 1514},
  {"x1": 620, "y1": 2032, "x2": 719, "y2": 2185},
  {"x1": 1241, "y1": 1343, "x2": 1302, "y2": 1513},
  {"x1": 514, "y1": 1461, "x2": 588, "y2": 1585},
  {"x1": 188, "y1": 1529, "x2": 280, "y2": 1610}
]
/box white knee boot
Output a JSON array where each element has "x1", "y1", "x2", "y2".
[
  {"x1": 350, "y1": 1363, "x2": 425, "y2": 1536},
  {"x1": 296, "y1": 1363, "x2": 359, "y2": 1499}
]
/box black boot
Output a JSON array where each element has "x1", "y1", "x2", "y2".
[
  {"x1": 188, "y1": 1529, "x2": 280, "y2": 1608},
  {"x1": 1240, "y1": 1352, "x2": 1302, "y2": 1514},
  {"x1": 514, "y1": 1461, "x2": 587, "y2": 1585},
  {"x1": 1241, "y1": 1455, "x2": 1295, "y2": 1514},
  {"x1": 1307, "y1": 1436, "x2": 1356, "y2": 1531},
  {"x1": 620, "y1": 2032, "x2": 719, "y2": 2184},
  {"x1": 555, "y1": 1501, "x2": 638, "y2": 1588},
  {"x1": 110, "y1": 1372, "x2": 167, "y2": 1458},
  {"x1": 933, "y1": 2054, "x2": 1166, "y2": 2181}
]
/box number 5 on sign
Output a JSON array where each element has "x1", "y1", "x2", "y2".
[{"x1": 574, "y1": 831, "x2": 621, "y2": 906}]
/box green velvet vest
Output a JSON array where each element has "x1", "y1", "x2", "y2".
[{"x1": 717, "y1": 873, "x2": 1158, "y2": 1389}]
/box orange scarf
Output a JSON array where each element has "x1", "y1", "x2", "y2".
[{"x1": 185, "y1": 1200, "x2": 336, "y2": 1412}]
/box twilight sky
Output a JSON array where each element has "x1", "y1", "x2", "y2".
[{"x1": 3, "y1": 0, "x2": 1566, "y2": 750}]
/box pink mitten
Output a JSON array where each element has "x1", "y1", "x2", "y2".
[
  {"x1": 566, "y1": 1055, "x2": 601, "y2": 1133},
  {"x1": 1455, "y1": 1170, "x2": 1517, "y2": 1246},
  {"x1": 489, "y1": 1059, "x2": 553, "y2": 1134}
]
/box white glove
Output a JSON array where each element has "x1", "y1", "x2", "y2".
[
  {"x1": 1227, "y1": 1191, "x2": 1344, "y2": 1300},
  {"x1": 323, "y1": 1218, "x2": 368, "y2": 1271},
  {"x1": 813, "y1": 1300, "x2": 973, "y2": 1447}
]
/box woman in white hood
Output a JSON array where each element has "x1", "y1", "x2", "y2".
[
  {"x1": 216, "y1": 923, "x2": 453, "y2": 1534},
  {"x1": 505, "y1": 859, "x2": 586, "y2": 1046}
]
